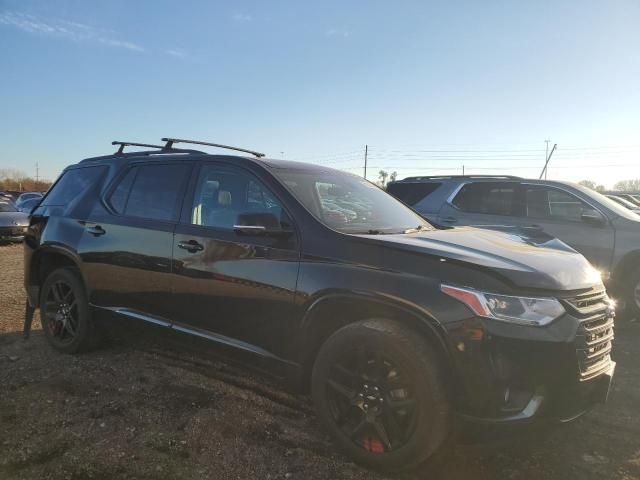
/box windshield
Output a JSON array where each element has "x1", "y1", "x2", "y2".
[
  {"x1": 0, "y1": 201, "x2": 17, "y2": 213},
  {"x1": 575, "y1": 185, "x2": 640, "y2": 221},
  {"x1": 273, "y1": 168, "x2": 433, "y2": 234},
  {"x1": 607, "y1": 195, "x2": 638, "y2": 209}
]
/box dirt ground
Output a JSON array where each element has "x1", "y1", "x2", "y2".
[{"x1": 1, "y1": 242, "x2": 639, "y2": 480}]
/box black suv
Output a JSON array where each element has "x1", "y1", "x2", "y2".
[{"x1": 24, "y1": 139, "x2": 615, "y2": 472}]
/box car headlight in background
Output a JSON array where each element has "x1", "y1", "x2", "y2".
[{"x1": 441, "y1": 284, "x2": 565, "y2": 326}]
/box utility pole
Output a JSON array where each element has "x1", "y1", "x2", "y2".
[
  {"x1": 363, "y1": 144, "x2": 368, "y2": 180},
  {"x1": 462, "y1": 165, "x2": 465, "y2": 175},
  {"x1": 539, "y1": 143, "x2": 557, "y2": 179},
  {"x1": 36, "y1": 162, "x2": 39, "y2": 184},
  {"x1": 543, "y1": 140, "x2": 549, "y2": 180}
]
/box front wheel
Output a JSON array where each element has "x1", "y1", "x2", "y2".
[
  {"x1": 311, "y1": 319, "x2": 451, "y2": 472},
  {"x1": 624, "y1": 269, "x2": 640, "y2": 319},
  {"x1": 39, "y1": 267, "x2": 101, "y2": 354}
]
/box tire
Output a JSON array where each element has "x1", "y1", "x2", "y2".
[
  {"x1": 311, "y1": 318, "x2": 451, "y2": 473},
  {"x1": 624, "y1": 269, "x2": 640, "y2": 319},
  {"x1": 39, "y1": 267, "x2": 101, "y2": 354}
]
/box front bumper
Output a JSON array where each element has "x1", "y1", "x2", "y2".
[
  {"x1": 445, "y1": 288, "x2": 615, "y2": 428},
  {"x1": 0, "y1": 226, "x2": 27, "y2": 242}
]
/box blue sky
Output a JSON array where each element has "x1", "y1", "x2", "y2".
[{"x1": 1, "y1": 0, "x2": 639, "y2": 187}]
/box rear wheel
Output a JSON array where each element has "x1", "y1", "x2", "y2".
[
  {"x1": 311, "y1": 319, "x2": 451, "y2": 472},
  {"x1": 40, "y1": 267, "x2": 101, "y2": 353}
]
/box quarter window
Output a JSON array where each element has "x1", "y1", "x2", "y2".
[
  {"x1": 42, "y1": 166, "x2": 107, "y2": 207},
  {"x1": 452, "y1": 183, "x2": 519, "y2": 216},
  {"x1": 386, "y1": 182, "x2": 442, "y2": 206}
]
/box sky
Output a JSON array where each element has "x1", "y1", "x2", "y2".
[{"x1": 1, "y1": 0, "x2": 639, "y2": 188}]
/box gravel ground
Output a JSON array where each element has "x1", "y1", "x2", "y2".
[{"x1": 1, "y1": 242, "x2": 639, "y2": 480}]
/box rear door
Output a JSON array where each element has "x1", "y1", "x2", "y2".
[
  {"x1": 170, "y1": 162, "x2": 300, "y2": 360},
  {"x1": 78, "y1": 161, "x2": 192, "y2": 319},
  {"x1": 437, "y1": 182, "x2": 523, "y2": 227},
  {"x1": 521, "y1": 184, "x2": 615, "y2": 271}
]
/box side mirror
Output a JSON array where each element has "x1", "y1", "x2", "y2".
[
  {"x1": 233, "y1": 212, "x2": 293, "y2": 237},
  {"x1": 581, "y1": 208, "x2": 605, "y2": 225}
]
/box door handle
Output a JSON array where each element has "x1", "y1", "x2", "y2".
[
  {"x1": 86, "y1": 225, "x2": 106, "y2": 236},
  {"x1": 441, "y1": 216, "x2": 458, "y2": 224},
  {"x1": 177, "y1": 240, "x2": 204, "y2": 253}
]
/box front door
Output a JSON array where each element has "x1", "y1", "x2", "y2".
[
  {"x1": 171, "y1": 162, "x2": 299, "y2": 361},
  {"x1": 521, "y1": 184, "x2": 615, "y2": 272}
]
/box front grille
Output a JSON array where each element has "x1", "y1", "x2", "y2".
[
  {"x1": 576, "y1": 313, "x2": 614, "y2": 381},
  {"x1": 564, "y1": 288, "x2": 608, "y2": 315},
  {"x1": 563, "y1": 288, "x2": 614, "y2": 381}
]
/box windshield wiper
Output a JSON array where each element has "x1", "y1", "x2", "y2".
[{"x1": 403, "y1": 225, "x2": 427, "y2": 234}]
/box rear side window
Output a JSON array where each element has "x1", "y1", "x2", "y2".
[
  {"x1": 108, "y1": 164, "x2": 189, "y2": 221},
  {"x1": 42, "y1": 166, "x2": 106, "y2": 207},
  {"x1": 453, "y1": 183, "x2": 519, "y2": 216},
  {"x1": 386, "y1": 182, "x2": 442, "y2": 206}
]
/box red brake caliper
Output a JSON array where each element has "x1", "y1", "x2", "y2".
[{"x1": 362, "y1": 436, "x2": 385, "y2": 453}]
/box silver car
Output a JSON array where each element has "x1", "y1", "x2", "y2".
[
  {"x1": 387, "y1": 175, "x2": 640, "y2": 316},
  {"x1": 0, "y1": 200, "x2": 29, "y2": 242}
]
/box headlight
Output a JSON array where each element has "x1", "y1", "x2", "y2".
[{"x1": 441, "y1": 284, "x2": 565, "y2": 326}]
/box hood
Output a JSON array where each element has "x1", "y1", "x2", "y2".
[
  {"x1": 360, "y1": 226, "x2": 602, "y2": 291},
  {"x1": 0, "y1": 211, "x2": 30, "y2": 226}
]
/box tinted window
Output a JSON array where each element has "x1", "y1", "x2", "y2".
[
  {"x1": 108, "y1": 168, "x2": 137, "y2": 214},
  {"x1": 386, "y1": 182, "x2": 442, "y2": 206},
  {"x1": 453, "y1": 183, "x2": 519, "y2": 216},
  {"x1": 526, "y1": 186, "x2": 590, "y2": 221},
  {"x1": 191, "y1": 165, "x2": 284, "y2": 230},
  {"x1": 118, "y1": 164, "x2": 189, "y2": 221},
  {"x1": 273, "y1": 169, "x2": 432, "y2": 234},
  {"x1": 42, "y1": 166, "x2": 106, "y2": 207}
]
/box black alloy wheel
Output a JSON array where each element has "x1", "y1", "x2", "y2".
[
  {"x1": 40, "y1": 267, "x2": 101, "y2": 353},
  {"x1": 312, "y1": 318, "x2": 451, "y2": 472},
  {"x1": 325, "y1": 346, "x2": 418, "y2": 454},
  {"x1": 42, "y1": 279, "x2": 79, "y2": 346}
]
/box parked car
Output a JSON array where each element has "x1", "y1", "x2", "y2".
[
  {"x1": 607, "y1": 193, "x2": 640, "y2": 207},
  {"x1": 15, "y1": 192, "x2": 43, "y2": 209},
  {"x1": 606, "y1": 195, "x2": 640, "y2": 214},
  {"x1": 0, "y1": 199, "x2": 29, "y2": 242},
  {"x1": 17, "y1": 196, "x2": 42, "y2": 213},
  {"x1": 387, "y1": 175, "x2": 640, "y2": 316},
  {"x1": 24, "y1": 140, "x2": 615, "y2": 472}
]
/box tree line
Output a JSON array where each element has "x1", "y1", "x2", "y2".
[
  {"x1": 579, "y1": 179, "x2": 640, "y2": 193},
  {"x1": 0, "y1": 169, "x2": 51, "y2": 192}
]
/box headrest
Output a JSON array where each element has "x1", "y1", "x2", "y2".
[{"x1": 218, "y1": 190, "x2": 232, "y2": 205}]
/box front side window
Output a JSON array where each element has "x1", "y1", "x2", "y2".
[
  {"x1": 273, "y1": 169, "x2": 432, "y2": 234},
  {"x1": 42, "y1": 166, "x2": 107, "y2": 207},
  {"x1": 108, "y1": 164, "x2": 189, "y2": 221},
  {"x1": 452, "y1": 183, "x2": 519, "y2": 216},
  {"x1": 190, "y1": 165, "x2": 285, "y2": 230},
  {"x1": 525, "y1": 186, "x2": 590, "y2": 221}
]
